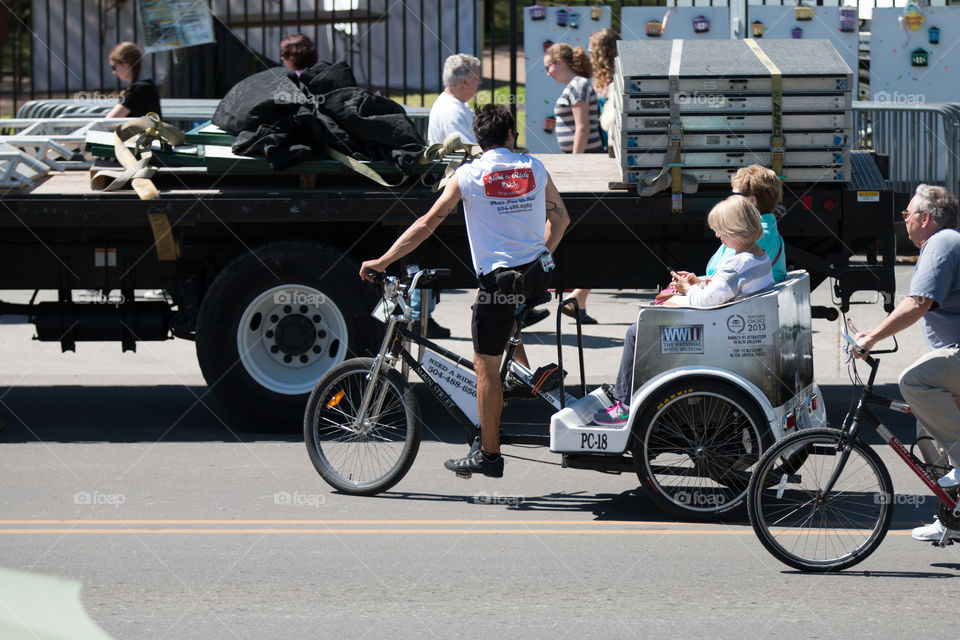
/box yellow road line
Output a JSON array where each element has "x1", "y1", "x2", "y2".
[
  {"x1": 0, "y1": 528, "x2": 752, "y2": 535},
  {"x1": 0, "y1": 527, "x2": 913, "y2": 536},
  {"x1": 0, "y1": 519, "x2": 713, "y2": 526}
]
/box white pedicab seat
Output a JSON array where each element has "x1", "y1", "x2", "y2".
[
  {"x1": 549, "y1": 271, "x2": 827, "y2": 519},
  {"x1": 550, "y1": 270, "x2": 827, "y2": 519}
]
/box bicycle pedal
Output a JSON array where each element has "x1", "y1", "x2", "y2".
[{"x1": 454, "y1": 469, "x2": 472, "y2": 479}]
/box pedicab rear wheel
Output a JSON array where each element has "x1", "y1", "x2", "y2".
[{"x1": 632, "y1": 379, "x2": 772, "y2": 521}]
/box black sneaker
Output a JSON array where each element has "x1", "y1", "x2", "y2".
[
  {"x1": 444, "y1": 449, "x2": 504, "y2": 478},
  {"x1": 502, "y1": 373, "x2": 535, "y2": 399},
  {"x1": 520, "y1": 307, "x2": 549, "y2": 329}
]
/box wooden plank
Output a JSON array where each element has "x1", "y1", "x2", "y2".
[{"x1": 534, "y1": 153, "x2": 622, "y2": 194}]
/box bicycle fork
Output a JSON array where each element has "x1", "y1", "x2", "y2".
[{"x1": 351, "y1": 316, "x2": 400, "y2": 433}]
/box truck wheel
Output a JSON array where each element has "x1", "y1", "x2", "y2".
[
  {"x1": 632, "y1": 379, "x2": 772, "y2": 521},
  {"x1": 196, "y1": 242, "x2": 380, "y2": 431}
]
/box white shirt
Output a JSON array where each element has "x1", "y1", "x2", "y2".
[
  {"x1": 686, "y1": 251, "x2": 774, "y2": 307},
  {"x1": 456, "y1": 148, "x2": 548, "y2": 275},
  {"x1": 427, "y1": 92, "x2": 476, "y2": 145}
]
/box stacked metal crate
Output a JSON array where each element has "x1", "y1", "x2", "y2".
[{"x1": 610, "y1": 39, "x2": 853, "y2": 189}]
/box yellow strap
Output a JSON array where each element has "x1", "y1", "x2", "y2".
[
  {"x1": 327, "y1": 147, "x2": 405, "y2": 188},
  {"x1": 745, "y1": 39, "x2": 784, "y2": 183},
  {"x1": 669, "y1": 39, "x2": 684, "y2": 213},
  {"x1": 147, "y1": 213, "x2": 180, "y2": 261}
]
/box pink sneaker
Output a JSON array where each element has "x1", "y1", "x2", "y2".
[{"x1": 593, "y1": 401, "x2": 629, "y2": 426}]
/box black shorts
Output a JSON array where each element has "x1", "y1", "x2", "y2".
[{"x1": 471, "y1": 257, "x2": 553, "y2": 356}]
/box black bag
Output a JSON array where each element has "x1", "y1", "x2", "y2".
[
  {"x1": 300, "y1": 60, "x2": 358, "y2": 95},
  {"x1": 212, "y1": 68, "x2": 303, "y2": 133}
]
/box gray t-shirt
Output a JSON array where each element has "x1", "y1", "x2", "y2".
[{"x1": 910, "y1": 227, "x2": 960, "y2": 349}]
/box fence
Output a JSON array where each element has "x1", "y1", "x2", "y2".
[{"x1": 853, "y1": 101, "x2": 960, "y2": 195}]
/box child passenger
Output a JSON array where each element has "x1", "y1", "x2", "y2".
[{"x1": 594, "y1": 196, "x2": 774, "y2": 426}]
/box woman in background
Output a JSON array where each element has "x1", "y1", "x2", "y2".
[
  {"x1": 105, "y1": 42, "x2": 160, "y2": 118},
  {"x1": 280, "y1": 33, "x2": 318, "y2": 76},
  {"x1": 589, "y1": 28, "x2": 621, "y2": 149},
  {"x1": 544, "y1": 42, "x2": 602, "y2": 323}
]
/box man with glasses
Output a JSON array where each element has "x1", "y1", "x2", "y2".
[{"x1": 854, "y1": 184, "x2": 960, "y2": 542}]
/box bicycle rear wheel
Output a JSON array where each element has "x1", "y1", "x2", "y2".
[
  {"x1": 304, "y1": 358, "x2": 421, "y2": 495},
  {"x1": 747, "y1": 428, "x2": 893, "y2": 572}
]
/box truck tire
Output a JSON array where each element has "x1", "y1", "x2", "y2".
[{"x1": 196, "y1": 241, "x2": 380, "y2": 431}]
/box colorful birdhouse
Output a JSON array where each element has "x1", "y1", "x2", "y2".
[
  {"x1": 569, "y1": 11, "x2": 582, "y2": 28},
  {"x1": 542, "y1": 39, "x2": 554, "y2": 53},
  {"x1": 791, "y1": 26, "x2": 804, "y2": 39},
  {"x1": 692, "y1": 15, "x2": 710, "y2": 33},
  {"x1": 902, "y1": 2, "x2": 925, "y2": 31},
  {"x1": 646, "y1": 20, "x2": 663, "y2": 36},
  {"x1": 751, "y1": 21, "x2": 764, "y2": 37},
  {"x1": 529, "y1": 3, "x2": 546, "y2": 21},
  {"x1": 911, "y1": 47, "x2": 929, "y2": 66},
  {"x1": 794, "y1": 5, "x2": 814, "y2": 21},
  {"x1": 543, "y1": 116, "x2": 556, "y2": 133},
  {"x1": 591, "y1": 6, "x2": 602, "y2": 21},
  {"x1": 556, "y1": 8, "x2": 568, "y2": 27},
  {"x1": 839, "y1": 7, "x2": 857, "y2": 32},
  {"x1": 929, "y1": 25, "x2": 940, "y2": 44}
]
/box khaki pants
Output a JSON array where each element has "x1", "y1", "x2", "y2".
[{"x1": 899, "y1": 347, "x2": 960, "y2": 467}]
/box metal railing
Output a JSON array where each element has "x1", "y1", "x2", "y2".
[
  {"x1": 2, "y1": 0, "x2": 481, "y2": 117},
  {"x1": 852, "y1": 101, "x2": 960, "y2": 195}
]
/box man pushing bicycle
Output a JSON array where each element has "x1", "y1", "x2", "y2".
[
  {"x1": 854, "y1": 184, "x2": 960, "y2": 542},
  {"x1": 360, "y1": 104, "x2": 569, "y2": 478}
]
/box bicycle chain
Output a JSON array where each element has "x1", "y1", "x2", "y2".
[
  {"x1": 501, "y1": 452, "x2": 562, "y2": 466},
  {"x1": 936, "y1": 487, "x2": 960, "y2": 530}
]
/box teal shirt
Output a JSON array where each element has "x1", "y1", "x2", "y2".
[{"x1": 705, "y1": 212, "x2": 787, "y2": 283}]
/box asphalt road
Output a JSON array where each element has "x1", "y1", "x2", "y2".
[{"x1": 1, "y1": 266, "x2": 958, "y2": 640}]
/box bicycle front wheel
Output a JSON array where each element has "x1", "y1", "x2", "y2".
[
  {"x1": 747, "y1": 428, "x2": 894, "y2": 572},
  {"x1": 304, "y1": 358, "x2": 421, "y2": 495}
]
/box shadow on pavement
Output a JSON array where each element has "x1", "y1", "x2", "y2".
[
  {"x1": 0, "y1": 381, "x2": 920, "y2": 448},
  {"x1": 359, "y1": 486, "x2": 691, "y2": 522}
]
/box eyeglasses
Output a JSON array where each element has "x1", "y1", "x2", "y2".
[
  {"x1": 544, "y1": 60, "x2": 557, "y2": 72},
  {"x1": 901, "y1": 209, "x2": 923, "y2": 220}
]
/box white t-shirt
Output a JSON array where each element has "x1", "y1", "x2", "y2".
[
  {"x1": 685, "y1": 251, "x2": 774, "y2": 307},
  {"x1": 427, "y1": 92, "x2": 476, "y2": 145},
  {"x1": 456, "y1": 147, "x2": 549, "y2": 276}
]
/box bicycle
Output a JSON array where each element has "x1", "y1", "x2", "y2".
[
  {"x1": 747, "y1": 319, "x2": 958, "y2": 572},
  {"x1": 303, "y1": 267, "x2": 582, "y2": 495}
]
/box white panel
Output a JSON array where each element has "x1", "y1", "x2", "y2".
[
  {"x1": 522, "y1": 5, "x2": 613, "y2": 153},
  {"x1": 869, "y1": 6, "x2": 960, "y2": 103}
]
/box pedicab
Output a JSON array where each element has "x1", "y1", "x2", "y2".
[{"x1": 304, "y1": 268, "x2": 826, "y2": 521}]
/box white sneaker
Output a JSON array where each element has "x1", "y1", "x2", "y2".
[
  {"x1": 938, "y1": 467, "x2": 960, "y2": 488},
  {"x1": 912, "y1": 517, "x2": 960, "y2": 542}
]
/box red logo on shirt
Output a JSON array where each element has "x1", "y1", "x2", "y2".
[{"x1": 483, "y1": 168, "x2": 536, "y2": 198}]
